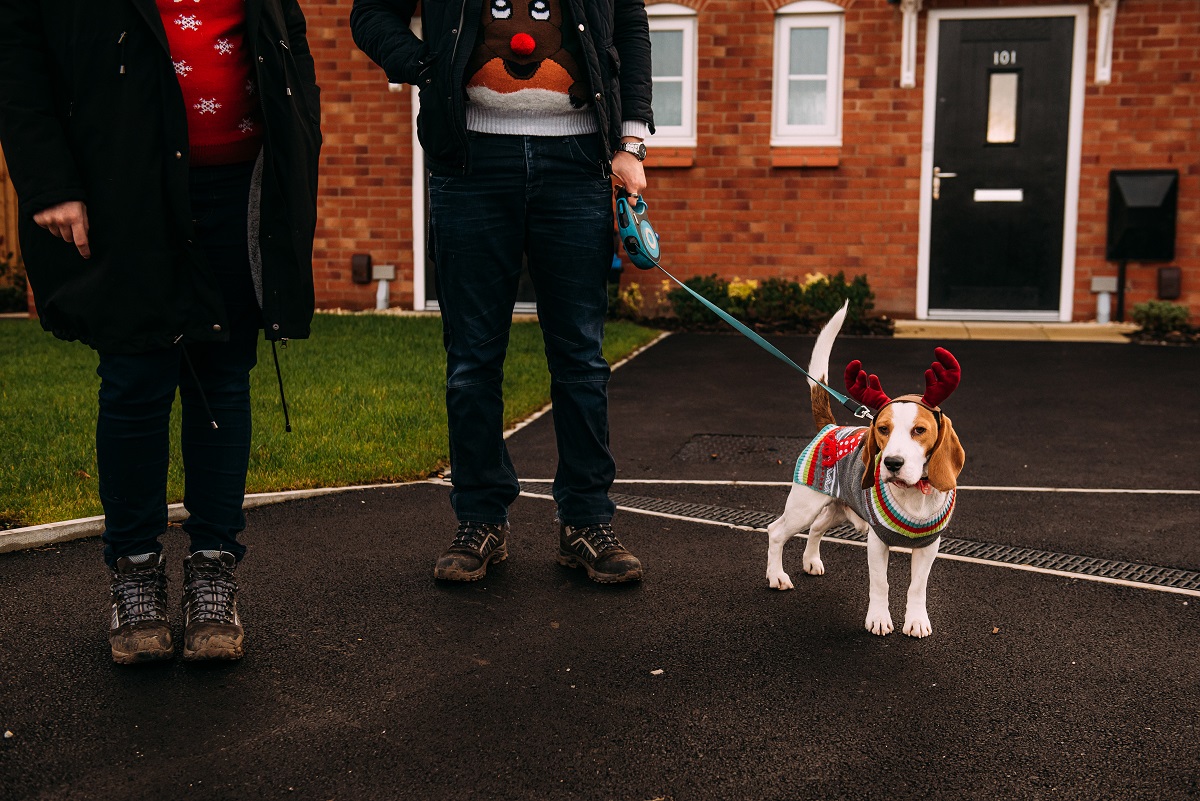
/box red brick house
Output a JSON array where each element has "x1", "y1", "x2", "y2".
[
  {"x1": 6, "y1": 1, "x2": 1196, "y2": 322},
  {"x1": 305, "y1": 0, "x2": 1196, "y2": 323}
]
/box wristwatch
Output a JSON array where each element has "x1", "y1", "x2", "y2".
[{"x1": 616, "y1": 141, "x2": 647, "y2": 161}]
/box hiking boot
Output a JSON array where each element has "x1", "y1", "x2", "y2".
[
  {"x1": 434, "y1": 521, "x2": 509, "y2": 581},
  {"x1": 109, "y1": 553, "x2": 174, "y2": 664},
  {"x1": 558, "y1": 521, "x2": 643, "y2": 584},
  {"x1": 182, "y1": 551, "x2": 244, "y2": 661}
]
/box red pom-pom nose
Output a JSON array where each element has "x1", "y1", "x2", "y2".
[{"x1": 510, "y1": 33, "x2": 536, "y2": 57}]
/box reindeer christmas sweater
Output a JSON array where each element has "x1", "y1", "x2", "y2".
[
  {"x1": 156, "y1": 0, "x2": 263, "y2": 166},
  {"x1": 793, "y1": 424, "x2": 954, "y2": 549},
  {"x1": 463, "y1": 0, "x2": 648, "y2": 141}
]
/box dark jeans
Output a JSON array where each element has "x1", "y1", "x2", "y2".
[
  {"x1": 428, "y1": 132, "x2": 616, "y2": 527},
  {"x1": 97, "y1": 161, "x2": 261, "y2": 568}
]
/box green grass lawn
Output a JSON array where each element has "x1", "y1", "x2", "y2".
[{"x1": 0, "y1": 314, "x2": 660, "y2": 529}]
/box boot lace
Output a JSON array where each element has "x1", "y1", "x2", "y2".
[
  {"x1": 184, "y1": 559, "x2": 238, "y2": 624},
  {"x1": 451, "y1": 522, "x2": 503, "y2": 553},
  {"x1": 571, "y1": 523, "x2": 621, "y2": 554},
  {"x1": 112, "y1": 567, "x2": 168, "y2": 625}
]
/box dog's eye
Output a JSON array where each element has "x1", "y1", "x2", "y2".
[
  {"x1": 877, "y1": 426, "x2": 889, "y2": 435},
  {"x1": 913, "y1": 426, "x2": 927, "y2": 436},
  {"x1": 529, "y1": 0, "x2": 550, "y2": 20},
  {"x1": 491, "y1": 0, "x2": 512, "y2": 19}
]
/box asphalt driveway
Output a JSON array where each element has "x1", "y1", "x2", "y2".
[{"x1": 1, "y1": 331, "x2": 1197, "y2": 800}]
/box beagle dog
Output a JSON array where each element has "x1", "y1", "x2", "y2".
[{"x1": 765, "y1": 303, "x2": 965, "y2": 638}]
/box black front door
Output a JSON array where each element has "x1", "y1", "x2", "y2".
[{"x1": 928, "y1": 16, "x2": 1075, "y2": 313}]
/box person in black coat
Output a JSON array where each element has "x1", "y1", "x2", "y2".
[
  {"x1": 0, "y1": 0, "x2": 321, "y2": 664},
  {"x1": 351, "y1": 0, "x2": 654, "y2": 584}
]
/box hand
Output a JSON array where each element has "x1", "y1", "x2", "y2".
[
  {"x1": 33, "y1": 201, "x2": 91, "y2": 259},
  {"x1": 611, "y1": 151, "x2": 647, "y2": 197}
]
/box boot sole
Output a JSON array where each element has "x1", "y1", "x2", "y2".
[
  {"x1": 557, "y1": 552, "x2": 644, "y2": 584},
  {"x1": 111, "y1": 642, "x2": 175, "y2": 664},
  {"x1": 182, "y1": 635, "x2": 245, "y2": 662},
  {"x1": 433, "y1": 544, "x2": 508, "y2": 582}
]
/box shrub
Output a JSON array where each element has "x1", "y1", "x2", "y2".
[
  {"x1": 1131, "y1": 300, "x2": 1190, "y2": 339},
  {"x1": 802, "y1": 271, "x2": 875, "y2": 323},
  {"x1": 666, "y1": 273, "x2": 730, "y2": 324},
  {"x1": 0, "y1": 256, "x2": 27, "y2": 314}
]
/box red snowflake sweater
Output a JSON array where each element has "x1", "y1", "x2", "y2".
[{"x1": 156, "y1": 0, "x2": 263, "y2": 166}]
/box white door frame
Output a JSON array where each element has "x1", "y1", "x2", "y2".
[{"x1": 915, "y1": 4, "x2": 1089, "y2": 322}]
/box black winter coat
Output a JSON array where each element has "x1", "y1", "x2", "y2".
[
  {"x1": 350, "y1": 0, "x2": 654, "y2": 175},
  {"x1": 0, "y1": 0, "x2": 322, "y2": 353}
]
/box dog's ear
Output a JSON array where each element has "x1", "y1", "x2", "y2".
[
  {"x1": 860, "y1": 424, "x2": 879, "y2": 489},
  {"x1": 926, "y1": 414, "x2": 965, "y2": 492}
]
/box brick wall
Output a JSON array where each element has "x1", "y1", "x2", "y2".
[
  {"x1": 305, "y1": 0, "x2": 1198, "y2": 321},
  {"x1": 306, "y1": 1, "x2": 416, "y2": 310}
]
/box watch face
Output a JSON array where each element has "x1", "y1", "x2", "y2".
[{"x1": 624, "y1": 142, "x2": 647, "y2": 160}]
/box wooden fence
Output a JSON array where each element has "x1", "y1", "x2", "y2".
[{"x1": 0, "y1": 142, "x2": 20, "y2": 267}]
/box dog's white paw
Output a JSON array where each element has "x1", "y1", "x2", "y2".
[
  {"x1": 802, "y1": 556, "x2": 824, "y2": 576},
  {"x1": 865, "y1": 605, "x2": 893, "y2": 636},
  {"x1": 902, "y1": 612, "x2": 932, "y2": 638},
  {"x1": 767, "y1": 569, "x2": 794, "y2": 590}
]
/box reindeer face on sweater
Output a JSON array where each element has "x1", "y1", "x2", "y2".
[{"x1": 465, "y1": 0, "x2": 589, "y2": 111}]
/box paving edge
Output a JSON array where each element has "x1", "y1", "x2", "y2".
[{"x1": 0, "y1": 480, "x2": 446, "y2": 555}]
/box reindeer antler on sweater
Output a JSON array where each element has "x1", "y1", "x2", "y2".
[
  {"x1": 845, "y1": 360, "x2": 891, "y2": 410},
  {"x1": 921, "y1": 347, "x2": 961, "y2": 408}
]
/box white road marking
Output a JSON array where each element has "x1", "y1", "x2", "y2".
[
  {"x1": 521, "y1": 478, "x2": 1200, "y2": 496},
  {"x1": 517, "y1": 488, "x2": 1200, "y2": 598}
]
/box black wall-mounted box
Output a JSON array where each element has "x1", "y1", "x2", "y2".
[{"x1": 1106, "y1": 169, "x2": 1179, "y2": 262}]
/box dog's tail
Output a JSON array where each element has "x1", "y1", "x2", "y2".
[{"x1": 807, "y1": 300, "x2": 849, "y2": 428}]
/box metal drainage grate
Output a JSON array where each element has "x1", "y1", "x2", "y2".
[{"x1": 518, "y1": 481, "x2": 1200, "y2": 593}]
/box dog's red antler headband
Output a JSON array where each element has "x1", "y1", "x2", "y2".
[
  {"x1": 845, "y1": 360, "x2": 891, "y2": 410},
  {"x1": 845, "y1": 347, "x2": 961, "y2": 411},
  {"x1": 921, "y1": 347, "x2": 961, "y2": 408}
]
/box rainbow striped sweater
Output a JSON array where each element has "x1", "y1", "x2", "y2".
[{"x1": 792, "y1": 424, "x2": 954, "y2": 549}]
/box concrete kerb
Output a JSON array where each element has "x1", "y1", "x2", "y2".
[
  {"x1": 0, "y1": 481, "x2": 441, "y2": 555},
  {"x1": 0, "y1": 331, "x2": 673, "y2": 556}
]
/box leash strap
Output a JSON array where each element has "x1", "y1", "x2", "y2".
[{"x1": 654, "y1": 264, "x2": 873, "y2": 420}]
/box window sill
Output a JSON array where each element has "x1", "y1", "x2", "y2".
[
  {"x1": 770, "y1": 146, "x2": 841, "y2": 168},
  {"x1": 647, "y1": 147, "x2": 696, "y2": 168}
]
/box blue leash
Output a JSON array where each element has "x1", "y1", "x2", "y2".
[{"x1": 616, "y1": 190, "x2": 872, "y2": 420}]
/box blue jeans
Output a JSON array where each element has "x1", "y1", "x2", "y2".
[
  {"x1": 97, "y1": 161, "x2": 260, "y2": 567},
  {"x1": 428, "y1": 132, "x2": 616, "y2": 527}
]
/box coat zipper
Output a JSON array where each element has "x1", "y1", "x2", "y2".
[{"x1": 448, "y1": 0, "x2": 471, "y2": 165}]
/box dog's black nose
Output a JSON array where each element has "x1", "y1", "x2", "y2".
[{"x1": 883, "y1": 456, "x2": 905, "y2": 473}]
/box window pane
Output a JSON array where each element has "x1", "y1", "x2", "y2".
[
  {"x1": 789, "y1": 27, "x2": 828, "y2": 76},
  {"x1": 787, "y1": 79, "x2": 826, "y2": 125},
  {"x1": 650, "y1": 30, "x2": 684, "y2": 78},
  {"x1": 653, "y1": 81, "x2": 683, "y2": 127},
  {"x1": 986, "y1": 72, "x2": 1019, "y2": 143}
]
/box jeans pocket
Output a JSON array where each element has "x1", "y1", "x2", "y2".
[{"x1": 564, "y1": 135, "x2": 610, "y2": 186}]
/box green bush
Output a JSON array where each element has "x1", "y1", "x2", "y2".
[
  {"x1": 1131, "y1": 300, "x2": 1190, "y2": 338},
  {"x1": 803, "y1": 272, "x2": 875, "y2": 323},
  {"x1": 0, "y1": 256, "x2": 26, "y2": 314},
  {"x1": 666, "y1": 273, "x2": 730, "y2": 324}
]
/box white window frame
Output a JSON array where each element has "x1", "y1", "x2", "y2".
[
  {"x1": 646, "y1": 3, "x2": 698, "y2": 148},
  {"x1": 772, "y1": 1, "x2": 844, "y2": 147}
]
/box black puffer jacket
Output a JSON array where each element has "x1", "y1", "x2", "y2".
[
  {"x1": 0, "y1": 0, "x2": 322, "y2": 354},
  {"x1": 350, "y1": 0, "x2": 654, "y2": 175}
]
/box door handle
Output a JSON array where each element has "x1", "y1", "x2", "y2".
[{"x1": 933, "y1": 166, "x2": 958, "y2": 200}]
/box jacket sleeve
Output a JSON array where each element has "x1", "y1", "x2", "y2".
[
  {"x1": 283, "y1": 0, "x2": 322, "y2": 121},
  {"x1": 0, "y1": 0, "x2": 86, "y2": 217},
  {"x1": 613, "y1": 0, "x2": 655, "y2": 133},
  {"x1": 283, "y1": 0, "x2": 318, "y2": 88},
  {"x1": 350, "y1": 0, "x2": 428, "y2": 86}
]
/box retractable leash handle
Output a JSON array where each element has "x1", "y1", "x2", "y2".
[
  {"x1": 615, "y1": 188, "x2": 661, "y2": 270},
  {"x1": 615, "y1": 188, "x2": 873, "y2": 420}
]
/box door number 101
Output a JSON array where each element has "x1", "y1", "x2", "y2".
[{"x1": 993, "y1": 50, "x2": 1017, "y2": 66}]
